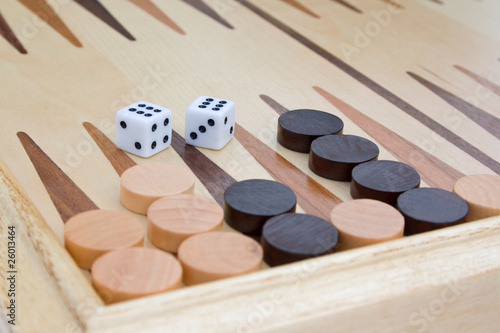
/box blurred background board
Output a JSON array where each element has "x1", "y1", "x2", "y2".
[{"x1": 0, "y1": 0, "x2": 499, "y2": 332}]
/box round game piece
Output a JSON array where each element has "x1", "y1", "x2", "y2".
[
  {"x1": 147, "y1": 194, "x2": 223, "y2": 253},
  {"x1": 120, "y1": 162, "x2": 195, "y2": 214},
  {"x1": 397, "y1": 188, "x2": 468, "y2": 235},
  {"x1": 351, "y1": 160, "x2": 421, "y2": 206},
  {"x1": 309, "y1": 134, "x2": 379, "y2": 181},
  {"x1": 177, "y1": 231, "x2": 263, "y2": 286},
  {"x1": 223, "y1": 179, "x2": 297, "y2": 235},
  {"x1": 64, "y1": 210, "x2": 144, "y2": 269},
  {"x1": 453, "y1": 174, "x2": 500, "y2": 221},
  {"x1": 329, "y1": 199, "x2": 405, "y2": 250},
  {"x1": 91, "y1": 247, "x2": 182, "y2": 304},
  {"x1": 261, "y1": 213, "x2": 338, "y2": 267},
  {"x1": 277, "y1": 109, "x2": 344, "y2": 153}
]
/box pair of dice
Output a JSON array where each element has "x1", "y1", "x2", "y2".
[{"x1": 115, "y1": 96, "x2": 235, "y2": 158}]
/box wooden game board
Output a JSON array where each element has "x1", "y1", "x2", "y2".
[{"x1": 1, "y1": 0, "x2": 499, "y2": 332}]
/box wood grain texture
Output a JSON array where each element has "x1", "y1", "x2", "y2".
[
  {"x1": 280, "y1": 0, "x2": 319, "y2": 18},
  {"x1": 18, "y1": 132, "x2": 99, "y2": 223},
  {"x1": 180, "y1": 0, "x2": 233, "y2": 29},
  {"x1": 420, "y1": 66, "x2": 459, "y2": 89},
  {"x1": 260, "y1": 94, "x2": 289, "y2": 116},
  {"x1": 408, "y1": 72, "x2": 500, "y2": 140},
  {"x1": 330, "y1": 199, "x2": 404, "y2": 250},
  {"x1": 0, "y1": 311, "x2": 14, "y2": 333},
  {"x1": 18, "y1": 0, "x2": 82, "y2": 47},
  {"x1": 178, "y1": 231, "x2": 263, "y2": 285},
  {"x1": 314, "y1": 86, "x2": 465, "y2": 190},
  {"x1": 127, "y1": 0, "x2": 185, "y2": 35},
  {"x1": 74, "y1": 0, "x2": 135, "y2": 40},
  {"x1": 91, "y1": 248, "x2": 182, "y2": 304},
  {"x1": 0, "y1": 158, "x2": 103, "y2": 331},
  {"x1": 330, "y1": 0, "x2": 362, "y2": 13},
  {"x1": 376, "y1": 0, "x2": 404, "y2": 10},
  {"x1": 0, "y1": 11, "x2": 27, "y2": 54},
  {"x1": 83, "y1": 122, "x2": 137, "y2": 177},
  {"x1": 234, "y1": 123, "x2": 343, "y2": 220},
  {"x1": 171, "y1": 130, "x2": 236, "y2": 206},
  {"x1": 454, "y1": 65, "x2": 500, "y2": 97},
  {"x1": 236, "y1": 0, "x2": 500, "y2": 174},
  {"x1": 425, "y1": 0, "x2": 444, "y2": 4}
]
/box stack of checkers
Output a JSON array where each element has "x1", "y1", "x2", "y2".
[
  {"x1": 64, "y1": 162, "x2": 264, "y2": 304},
  {"x1": 63, "y1": 109, "x2": 500, "y2": 304}
]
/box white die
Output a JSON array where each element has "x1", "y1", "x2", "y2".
[
  {"x1": 185, "y1": 96, "x2": 235, "y2": 150},
  {"x1": 115, "y1": 101, "x2": 172, "y2": 158}
]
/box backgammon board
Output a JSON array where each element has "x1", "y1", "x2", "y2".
[{"x1": 0, "y1": 0, "x2": 499, "y2": 332}]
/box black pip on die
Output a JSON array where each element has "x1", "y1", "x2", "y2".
[
  {"x1": 115, "y1": 101, "x2": 172, "y2": 158},
  {"x1": 185, "y1": 96, "x2": 235, "y2": 150}
]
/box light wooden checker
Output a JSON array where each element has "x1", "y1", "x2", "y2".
[
  {"x1": 453, "y1": 174, "x2": 500, "y2": 221},
  {"x1": 120, "y1": 162, "x2": 195, "y2": 214},
  {"x1": 330, "y1": 199, "x2": 405, "y2": 250},
  {"x1": 64, "y1": 209, "x2": 144, "y2": 269},
  {"x1": 177, "y1": 231, "x2": 263, "y2": 286},
  {"x1": 0, "y1": 0, "x2": 499, "y2": 332},
  {"x1": 91, "y1": 247, "x2": 182, "y2": 304},
  {"x1": 147, "y1": 193, "x2": 223, "y2": 253}
]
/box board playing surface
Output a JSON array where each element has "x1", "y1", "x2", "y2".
[{"x1": 0, "y1": 0, "x2": 499, "y2": 332}]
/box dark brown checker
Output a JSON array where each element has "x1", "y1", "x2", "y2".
[
  {"x1": 397, "y1": 188, "x2": 469, "y2": 235},
  {"x1": 223, "y1": 179, "x2": 297, "y2": 236},
  {"x1": 309, "y1": 134, "x2": 379, "y2": 181},
  {"x1": 351, "y1": 160, "x2": 421, "y2": 206},
  {"x1": 261, "y1": 213, "x2": 338, "y2": 267},
  {"x1": 277, "y1": 109, "x2": 344, "y2": 153}
]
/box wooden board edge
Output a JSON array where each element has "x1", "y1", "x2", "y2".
[
  {"x1": 0, "y1": 158, "x2": 104, "y2": 331},
  {"x1": 87, "y1": 216, "x2": 500, "y2": 332}
]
